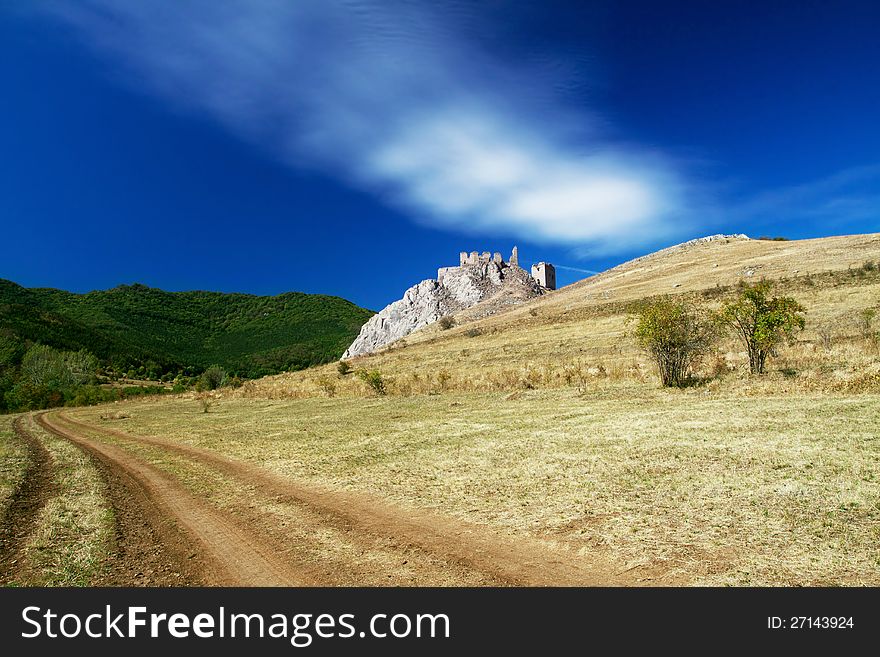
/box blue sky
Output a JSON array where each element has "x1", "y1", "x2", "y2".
[{"x1": 1, "y1": 1, "x2": 878, "y2": 310}]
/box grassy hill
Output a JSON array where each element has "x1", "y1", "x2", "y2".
[
  {"x1": 73, "y1": 232, "x2": 880, "y2": 586},
  {"x1": 0, "y1": 280, "x2": 373, "y2": 378},
  {"x1": 242, "y1": 232, "x2": 880, "y2": 396}
]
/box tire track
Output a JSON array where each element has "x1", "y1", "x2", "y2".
[
  {"x1": 57, "y1": 412, "x2": 649, "y2": 586},
  {"x1": 0, "y1": 416, "x2": 56, "y2": 584},
  {"x1": 38, "y1": 413, "x2": 310, "y2": 586}
]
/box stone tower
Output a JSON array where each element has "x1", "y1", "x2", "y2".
[
  {"x1": 510, "y1": 245, "x2": 519, "y2": 267},
  {"x1": 531, "y1": 262, "x2": 556, "y2": 290}
]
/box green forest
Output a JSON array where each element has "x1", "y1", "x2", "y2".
[{"x1": 0, "y1": 279, "x2": 373, "y2": 412}]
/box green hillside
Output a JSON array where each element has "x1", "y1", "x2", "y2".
[{"x1": 0, "y1": 279, "x2": 373, "y2": 378}]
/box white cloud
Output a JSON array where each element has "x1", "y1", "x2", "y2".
[{"x1": 37, "y1": 0, "x2": 691, "y2": 249}]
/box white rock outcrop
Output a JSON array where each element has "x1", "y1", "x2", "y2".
[{"x1": 343, "y1": 258, "x2": 540, "y2": 358}]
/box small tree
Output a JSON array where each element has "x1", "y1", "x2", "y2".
[
  {"x1": 719, "y1": 281, "x2": 805, "y2": 374},
  {"x1": 634, "y1": 297, "x2": 716, "y2": 387},
  {"x1": 337, "y1": 360, "x2": 351, "y2": 376}
]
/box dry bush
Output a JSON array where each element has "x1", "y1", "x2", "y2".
[
  {"x1": 316, "y1": 375, "x2": 337, "y2": 397},
  {"x1": 197, "y1": 394, "x2": 213, "y2": 413}
]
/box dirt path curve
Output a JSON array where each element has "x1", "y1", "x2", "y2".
[
  {"x1": 38, "y1": 413, "x2": 310, "y2": 586},
  {"x1": 0, "y1": 416, "x2": 56, "y2": 584},
  {"x1": 57, "y1": 412, "x2": 653, "y2": 586}
]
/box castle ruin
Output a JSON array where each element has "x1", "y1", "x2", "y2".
[
  {"x1": 344, "y1": 245, "x2": 555, "y2": 358},
  {"x1": 531, "y1": 262, "x2": 556, "y2": 290},
  {"x1": 438, "y1": 246, "x2": 555, "y2": 290}
]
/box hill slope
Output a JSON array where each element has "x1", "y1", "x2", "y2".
[
  {"x1": 0, "y1": 280, "x2": 373, "y2": 377},
  {"x1": 239, "y1": 232, "x2": 880, "y2": 396}
]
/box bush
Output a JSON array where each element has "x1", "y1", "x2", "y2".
[
  {"x1": 197, "y1": 394, "x2": 213, "y2": 413},
  {"x1": 199, "y1": 365, "x2": 227, "y2": 391},
  {"x1": 357, "y1": 369, "x2": 386, "y2": 395},
  {"x1": 316, "y1": 375, "x2": 337, "y2": 397},
  {"x1": 438, "y1": 316, "x2": 455, "y2": 330},
  {"x1": 633, "y1": 297, "x2": 716, "y2": 387},
  {"x1": 859, "y1": 308, "x2": 876, "y2": 340},
  {"x1": 719, "y1": 281, "x2": 805, "y2": 374},
  {"x1": 337, "y1": 360, "x2": 351, "y2": 376},
  {"x1": 464, "y1": 327, "x2": 482, "y2": 338}
]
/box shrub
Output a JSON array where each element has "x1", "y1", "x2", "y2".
[
  {"x1": 436, "y1": 369, "x2": 451, "y2": 391},
  {"x1": 464, "y1": 327, "x2": 482, "y2": 338},
  {"x1": 337, "y1": 360, "x2": 351, "y2": 376},
  {"x1": 197, "y1": 394, "x2": 213, "y2": 413},
  {"x1": 199, "y1": 365, "x2": 227, "y2": 391},
  {"x1": 438, "y1": 316, "x2": 455, "y2": 330},
  {"x1": 719, "y1": 281, "x2": 806, "y2": 374},
  {"x1": 633, "y1": 297, "x2": 716, "y2": 387},
  {"x1": 357, "y1": 369, "x2": 386, "y2": 396},
  {"x1": 859, "y1": 308, "x2": 876, "y2": 340},
  {"x1": 316, "y1": 375, "x2": 337, "y2": 397}
]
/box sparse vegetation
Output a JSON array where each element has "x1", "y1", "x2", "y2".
[
  {"x1": 357, "y1": 369, "x2": 386, "y2": 395},
  {"x1": 859, "y1": 308, "x2": 876, "y2": 341},
  {"x1": 719, "y1": 281, "x2": 806, "y2": 374},
  {"x1": 438, "y1": 316, "x2": 455, "y2": 330},
  {"x1": 198, "y1": 394, "x2": 214, "y2": 413},
  {"x1": 316, "y1": 375, "x2": 337, "y2": 397},
  {"x1": 2, "y1": 415, "x2": 113, "y2": 585},
  {"x1": 633, "y1": 297, "x2": 716, "y2": 387}
]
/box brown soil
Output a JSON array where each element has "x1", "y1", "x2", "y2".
[
  {"x1": 38, "y1": 413, "x2": 307, "y2": 586},
  {"x1": 0, "y1": 416, "x2": 56, "y2": 584},
  {"x1": 54, "y1": 412, "x2": 678, "y2": 586}
]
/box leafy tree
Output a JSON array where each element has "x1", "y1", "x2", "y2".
[
  {"x1": 719, "y1": 281, "x2": 806, "y2": 374},
  {"x1": 634, "y1": 297, "x2": 716, "y2": 387}
]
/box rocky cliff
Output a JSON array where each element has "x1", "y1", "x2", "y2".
[{"x1": 343, "y1": 258, "x2": 542, "y2": 358}]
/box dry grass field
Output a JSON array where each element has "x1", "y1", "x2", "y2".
[
  {"x1": 68, "y1": 386, "x2": 880, "y2": 586},
  {"x1": 2, "y1": 234, "x2": 879, "y2": 586}
]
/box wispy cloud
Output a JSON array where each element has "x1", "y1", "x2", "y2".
[{"x1": 34, "y1": 1, "x2": 693, "y2": 250}]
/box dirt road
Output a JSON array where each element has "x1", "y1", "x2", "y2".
[{"x1": 5, "y1": 411, "x2": 668, "y2": 586}]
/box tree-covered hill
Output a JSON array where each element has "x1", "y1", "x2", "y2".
[{"x1": 0, "y1": 279, "x2": 373, "y2": 378}]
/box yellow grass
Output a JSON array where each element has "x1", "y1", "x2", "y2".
[
  {"x1": 13, "y1": 415, "x2": 113, "y2": 586},
  {"x1": 72, "y1": 386, "x2": 880, "y2": 586},
  {"x1": 0, "y1": 414, "x2": 28, "y2": 521}
]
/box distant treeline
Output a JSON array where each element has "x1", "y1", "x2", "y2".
[{"x1": 0, "y1": 279, "x2": 374, "y2": 411}]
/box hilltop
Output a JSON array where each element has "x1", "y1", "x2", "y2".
[
  {"x1": 239, "y1": 232, "x2": 880, "y2": 397},
  {"x1": 0, "y1": 280, "x2": 373, "y2": 379}
]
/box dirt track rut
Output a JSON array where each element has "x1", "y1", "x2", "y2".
[
  {"x1": 0, "y1": 416, "x2": 56, "y2": 584},
  {"x1": 38, "y1": 413, "x2": 307, "y2": 586},
  {"x1": 43, "y1": 411, "x2": 651, "y2": 586}
]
